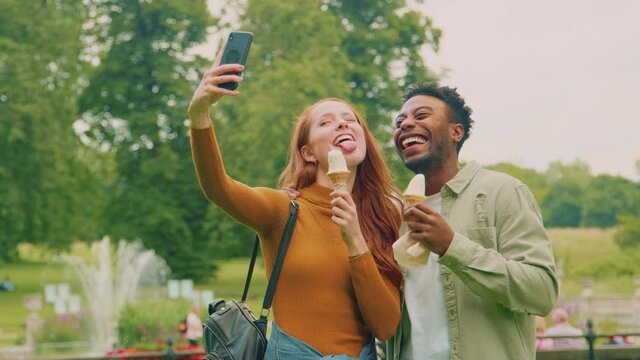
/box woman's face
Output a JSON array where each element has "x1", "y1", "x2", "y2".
[{"x1": 303, "y1": 100, "x2": 367, "y2": 172}]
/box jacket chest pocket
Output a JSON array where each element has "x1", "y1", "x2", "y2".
[{"x1": 463, "y1": 227, "x2": 497, "y2": 250}]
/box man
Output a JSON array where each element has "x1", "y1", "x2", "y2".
[
  {"x1": 386, "y1": 82, "x2": 558, "y2": 360},
  {"x1": 545, "y1": 308, "x2": 585, "y2": 349}
]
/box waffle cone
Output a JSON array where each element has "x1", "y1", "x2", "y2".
[
  {"x1": 328, "y1": 171, "x2": 350, "y2": 191},
  {"x1": 403, "y1": 194, "x2": 427, "y2": 206}
]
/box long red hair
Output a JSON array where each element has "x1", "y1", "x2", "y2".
[{"x1": 278, "y1": 98, "x2": 403, "y2": 289}]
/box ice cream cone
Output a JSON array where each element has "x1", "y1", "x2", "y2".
[
  {"x1": 404, "y1": 193, "x2": 429, "y2": 258},
  {"x1": 392, "y1": 174, "x2": 430, "y2": 268},
  {"x1": 403, "y1": 194, "x2": 427, "y2": 207},
  {"x1": 328, "y1": 171, "x2": 351, "y2": 191}
]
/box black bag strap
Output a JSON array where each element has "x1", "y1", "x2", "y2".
[{"x1": 240, "y1": 200, "x2": 299, "y2": 320}]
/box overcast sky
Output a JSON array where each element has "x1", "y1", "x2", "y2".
[
  {"x1": 417, "y1": 0, "x2": 639, "y2": 180},
  {"x1": 203, "y1": 0, "x2": 639, "y2": 180}
]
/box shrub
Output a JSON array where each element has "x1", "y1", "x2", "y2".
[
  {"x1": 614, "y1": 216, "x2": 640, "y2": 249},
  {"x1": 33, "y1": 314, "x2": 92, "y2": 352},
  {"x1": 117, "y1": 298, "x2": 193, "y2": 350}
]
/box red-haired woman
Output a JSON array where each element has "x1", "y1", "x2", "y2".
[{"x1": 188, "y1": 49, "x2": 401, "y2": 360}]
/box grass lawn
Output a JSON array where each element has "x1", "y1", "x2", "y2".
[
  {"x1": 548, "y1": 227, "x2": 637, "y2": 297},
  {"x1": 0, "y1": 261, "x2": 76, "y2": 346},
  {"x1": 0, "y1": 257, "x2": 270, "y2": 347}
]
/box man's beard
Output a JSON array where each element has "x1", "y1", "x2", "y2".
[{"x1": 402, "y1": 140, "x2": 446, "y2": 174}]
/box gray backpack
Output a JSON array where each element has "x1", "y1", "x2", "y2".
[{"x1": 203, "y1": 200, "x2": 298, "y2": 360}]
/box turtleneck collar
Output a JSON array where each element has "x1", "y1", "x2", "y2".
[{"x1": 299, "y1": 182, "x2": 334, "y2": 207}]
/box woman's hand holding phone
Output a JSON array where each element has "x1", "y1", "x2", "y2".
[{"x1": 188, "y1": 46, "x2": 244, "y2": 127}]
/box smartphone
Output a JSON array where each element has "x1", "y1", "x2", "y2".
[{"x1": 219, "y1": 31, "x2": 253, "y2": 90}]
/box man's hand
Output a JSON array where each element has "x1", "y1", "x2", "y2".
[
  {"x1": 281, "y1": 185, "x2": 300, "y2": 200},
  {"x1": 404, "y1": 203, "x2": 455, "y2": 256}
]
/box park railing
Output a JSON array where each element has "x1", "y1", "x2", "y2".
[{"x1": 537, "y1": 320, "x2": 640, "y2": 360}]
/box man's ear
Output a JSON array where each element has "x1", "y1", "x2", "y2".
[
  {"x1": 450, "y1": 123, "x2": 464, "y2": 144},
  {"x1": 300, "y1": 145, "x2": 317, "y2": 164}
]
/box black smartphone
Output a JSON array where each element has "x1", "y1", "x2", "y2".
[{"x1": 219, "y1": 31, "x2": 253, "y2": 90}]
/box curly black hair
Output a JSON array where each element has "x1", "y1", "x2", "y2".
[{"x1": 403, "y1": 82, "x2": 474, "y2": 153}]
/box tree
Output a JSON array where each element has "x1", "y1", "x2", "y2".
[
  {"x1": 541, "y1": 179, "x2": 583, "y2": 227},
  {"x1": 546, "y1": 160, "x2": 592, "y2": 189},
  {"x1": 78, "y1": 0, "x2": 215, "y2": 279},
  {"x1": 205, "y1": 0, "x2": 441, "y2": 254},
  {"x1": 0, "y1": 0, "x2": 99, "y2": 262},
  {"x1": 324, "y1": 0, "x2": 442, "y2": 186},
  {"x1": 581, "y1": 175, "x2": 639, "y2": 228},
  {"x1": 487, "y1": 162, "x2": 548, "y2": 203},
  {"x1": 614, "y1": 215, "x2": 640, "y2": 249}
]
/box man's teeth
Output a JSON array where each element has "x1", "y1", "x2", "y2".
[{"x1": 402, "y1": 136, "x2": 427, "y2": 149}]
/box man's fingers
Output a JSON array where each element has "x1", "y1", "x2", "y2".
[
  {"x1": 414, "y1": 203, "x2": 436, "y2": 214},
  {"x1": 407, "y1": 220, "x2": 429, "y2": 233},
  {"x1": 403, "y1": 206, "x2": 431, "y2": 223}
]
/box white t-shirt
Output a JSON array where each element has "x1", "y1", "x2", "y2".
[{"x1": 401, "y1": 192, "x2": 450, "y2": 360}]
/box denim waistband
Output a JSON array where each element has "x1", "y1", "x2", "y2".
[{"x1": 264, "y1": 321, "x2": 376, "y2": 360}]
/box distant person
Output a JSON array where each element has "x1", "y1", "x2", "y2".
[
  {"x1": 186, "y1": 305, "x2": 203, "y2": 347},
  {"x1": 536, "y1": 316, "x2": 554, "y2": 350},
  {"x1": 545, "y1": 308, "x2": 585, "y2": 349},
  {"x1": 187, "y1": 43, "x2": 401, "y2": 358},
  {"x1": 0, "y1": 275, "x2": 15, "y2": 292}
]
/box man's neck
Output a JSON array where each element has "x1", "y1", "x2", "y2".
[{"x1": 421, "y1": 158, "x2": 460, "y2": 196}]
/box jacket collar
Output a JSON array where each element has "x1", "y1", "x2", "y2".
[{"x1": 444, "y1": 161, "x2": 481, "y2": 195}]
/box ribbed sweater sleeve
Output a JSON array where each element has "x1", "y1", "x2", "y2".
[
  {"x1": 349, "y1": 251, "x2": 401, "y2": 340},
  {"x1": 190, "y1": 126, "x2": 289, "y2": 233}
]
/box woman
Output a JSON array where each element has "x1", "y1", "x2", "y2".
[{"x1": 188, "y1": 48, "x2": 401, "y2": 359}]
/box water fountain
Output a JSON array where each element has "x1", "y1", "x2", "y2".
[{"x1": 66, "y1": 236, "x2": 170, "y2": 353}]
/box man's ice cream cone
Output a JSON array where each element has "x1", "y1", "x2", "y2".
[
  {"x1": 393, "y1": 174, "x2": 430, "y2": 268},
  {"x1": 403, "y1": 194, "x2": 426, "y2": 207}
]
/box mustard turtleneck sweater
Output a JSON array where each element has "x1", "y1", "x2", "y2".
[{"x1": 190, "y1": 125, "x2": 400, "y2": 356}]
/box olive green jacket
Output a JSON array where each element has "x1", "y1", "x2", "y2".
[{"x1": 384, "y1": 162, "x2": 558, "y2": 360}]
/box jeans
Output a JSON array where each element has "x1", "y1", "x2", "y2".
[{"x1": 264, "y1": 322, "x2": 376, "y2": 360}]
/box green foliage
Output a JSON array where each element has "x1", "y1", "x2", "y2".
[
  {"x1": 541, "y1": 179, "x2": 584, "y2": 227},
  {"x1": 614, "y1": 216, "x2": 640, "y2": 249},
  {"x1": 77, "y1": 0, "x2": 218, "y2": 279},
  {"x1": 549, "y1": 228, "x2": 637, "y2": 296},
  {"x1": 34, "y1": 315, "x2": 92, "y2": 348},
  {"x1": 581, "y1": 175, "x2": 639, "y2": 228},
  {"x1": 207, "y1": 0, "x2": 440, "y2": 252},
  {"x1": 487, "y1": 162, "x2": 549, "y2": 203},
  {"x1": 117, "y1": 298, "x2": 193, "y2": 349},
  {"x1": 573, "y1": 248, "x2": 640, "y2": 278},
  {"x1": 0, "y1": 0, "x2": 101, "y2": 261}
]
